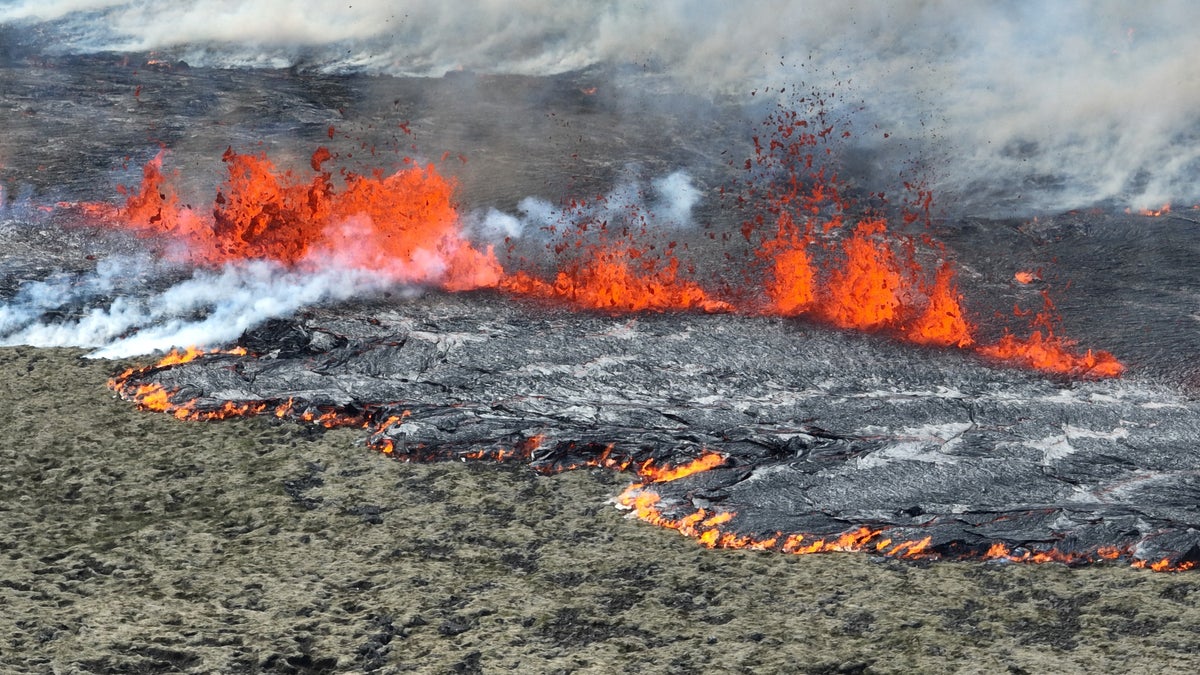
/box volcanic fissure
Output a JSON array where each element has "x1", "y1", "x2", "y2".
[{"x1": 78, "y1": 102, "x2": 1200, "y2": 572}]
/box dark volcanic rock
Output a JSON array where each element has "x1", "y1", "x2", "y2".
[{"x1": 120, "y1": 292, "x2": 1200, "y2": 568}]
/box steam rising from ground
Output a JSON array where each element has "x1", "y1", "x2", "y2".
[
  {"x1": 4, "y1": 1, "x2": 1200, "y2": 211},
  {"x1": 0, "y1": 258, "x2": 391, "y2": 358},
  {"x1": 467, "y1": 170, "x2": 701, "y2": 243}
]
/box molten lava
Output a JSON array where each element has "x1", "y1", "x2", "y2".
[
  {"x1": 116, "y1": 148, "x2": 501, "y2": 290},
  {"x1": 615, "y1": 469, "x2": 1184, "y2": 569},
  {"x1": 977, "y1": 293, "x2": 1124, "y2": 378},
  {"x1": 109, "y1": 346, "x2": 375, "y2": 426},
  {"x1": 502, "y1": 243, "x2": 731, "y2": 313},
  {"x1": 908, "y1": 263, "x2": 974, "y2": 348},
  {"x1": 757, "y1": 210, "x2": 818, "y2": 315},
  {"x1": 84, "y1": 135, "x2": 1123, "y2": 378},
  {"x1": 733, "y1": 97, "x2": 1116, "y2": 372},
  {"x1": 107, "y1": 346, "x2": 1158, "y2": 569},
  {"x1": 821, "y1": 219, "x2": 910, "y2": 332}
]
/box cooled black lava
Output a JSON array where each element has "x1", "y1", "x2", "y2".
[{"x1": 112, "y1": 294, "x2": 1200, "y2": 569}]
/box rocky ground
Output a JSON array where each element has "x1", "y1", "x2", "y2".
[{"x1": 2, "y1": 346, "x2": 1199, "y2": 674}]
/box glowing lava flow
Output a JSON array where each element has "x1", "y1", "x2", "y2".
[
  {"x1": 738, "y1": 100, "x2": 974, "y2": 349},
  {"x1": 502, "y1": 243, "x2": 731, "y2": 313},
  {"x1": 497, "y1": 188, "x2": 731, "y2": 313},
  {"x1": 753, "y1": 213, "x2": 972, "y2": 349},
  {"x1": 109, "y1": 346, "x2": 375, "y2": 426},
  {"x1": 737, "y1": 98, "x2": 1110, "y2": 371},
  {"x1": 977, "y1": 293, "x2": 1124, "y2": 378},
  {"x1": 821, "y1": 219, "x2": 909, "y2": 331},
  {"x1": 76, "y1": 133, "x2": 1124, "y2": 378},
  {"x1": 65, "y1": 45, "x2": 1146, "y2": 380},
  {"x1": 113, "y1": 148, "x2": 501, "y2": 290},
  {"x1": 108, "y1": 348, "x2": 1181, "y2": 570},
  {"x1": 613, "y1": 452, "x2": 1188, "y2": 569},
  {"x1": 908, "y1": 263, "x2": 974, "y2": 348}
]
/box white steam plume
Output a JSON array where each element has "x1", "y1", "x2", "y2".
[
  {"x1": 0, "y1": 258, "x2": 391, "y2": 358},
  {"x1": 466, "y1": 169, "x2": 703, "y2": 242},
  {"x1": 3, "y1": 2, "x2": 1200, "y2": 211}
]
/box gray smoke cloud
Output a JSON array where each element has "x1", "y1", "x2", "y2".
[{"x1": 3, "y1": 1, "x2": 1199, "y2": 212}]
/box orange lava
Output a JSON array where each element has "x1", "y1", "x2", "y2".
[
  {"x1": 733, "y1": 100, "x2": 1123, "y2": 374},
  {"x1": 110, "y1": 351, "x2": 1172, "y2": 569},
  {"x1": 908, "y1": 263, "x2": 974, "y2": 348},
  {"x1": 977, "y1": 294, "x2": 1124, "y2": 378},
  {"x1": 115, "y1": 148, "x2": 501, "y2": 290},
  {"x1": 822, "y1": 219, "x2": 910, "y2": 331},
  {"x1": 76, "y1": 136, "x2": 1124, "y2": 378},
  {"x1": 502, "y1": 243, "x2": 731, "y2": 314},
  {"x1": 978, "y1": 332, "x2": 1124, "y2": 378},
  {"x1": 636, "y1": 451, "x2": 726, "y2": 483},
  {"x1": 1133, "y1": 557, "x2": 1198, "y2": 572},
  {"x1": 736, "y1": 98, "x2": 977, "y2": 349},
  {"x1": 65, "y1": 115, "x2": 1128, "y2": 452},
  {"x1": 109, "y1": 346, "x2": 372, "y2": 426},
  {"x1": 606, "y1": 445, "x2": 1166, "y2": 568},
  {"x1": 618, "y1": 477, "x2": 1181, "y2": 570},
  {"x1": 758, "y1": 210, "x2": 818, "y2": 315}
]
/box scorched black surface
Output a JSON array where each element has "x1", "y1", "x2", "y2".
[{"x1": 116, "y1": 293, "x2": 1200, "y2": 568}]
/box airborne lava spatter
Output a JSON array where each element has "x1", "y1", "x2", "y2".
[
  {"x1": 733, "y1": 98, "x2": 977, "y2": 346},
  {"x1": 734, "y1": 98, "x2": 1111, "y2": 368},
  {"x1": 83, "y1": 125, "x2": 1122, "y2": 379}
]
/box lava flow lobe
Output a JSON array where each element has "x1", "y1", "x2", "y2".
[{"x1": 109, "y1": 303, "x2": 1200, "y2": 572}]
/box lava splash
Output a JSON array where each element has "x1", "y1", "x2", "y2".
[{"x1": 75, "y1": 136, "x2": 1121, "y2": 380}]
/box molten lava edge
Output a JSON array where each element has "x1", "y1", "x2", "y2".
[{"x1": 108, "y1": 326, "x2": 1197, "y2": 573}]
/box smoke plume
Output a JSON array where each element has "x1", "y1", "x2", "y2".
[
  {"x1": 0, "y1": 258, "x2": 391, "y2": 358},
  {"x1": 4, "y1": 1, "x2": 1199, "y2": 211},
  {"x1": 468, "y1": 169, "x2": 702, "y2": 244}
]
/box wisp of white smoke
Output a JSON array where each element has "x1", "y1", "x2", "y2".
[
  {"x1": 0, "y1": 256, "x2": 391, "y2": 358},
  {"x1": 467, "y1": 169, "x2": 702, "y2": 243}
]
